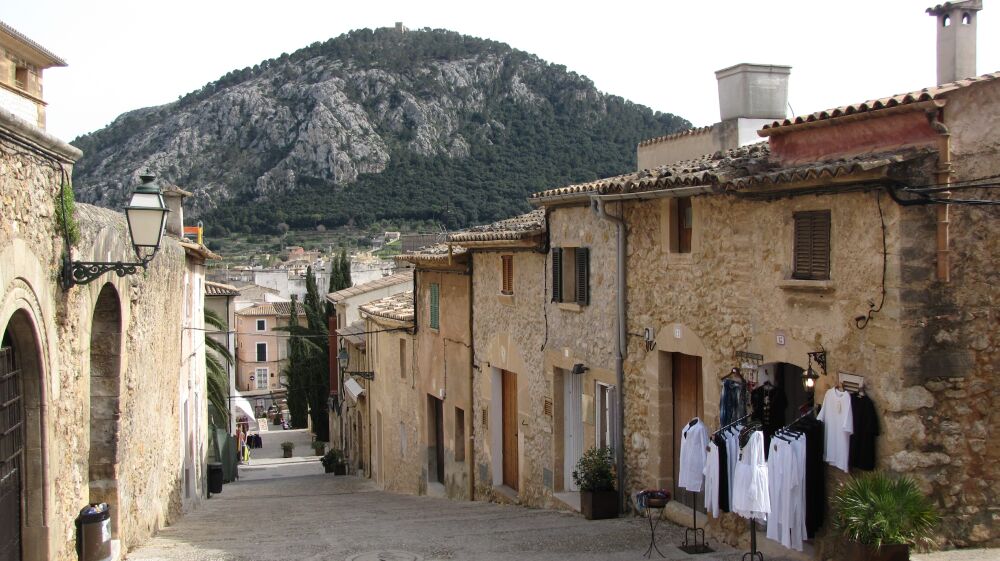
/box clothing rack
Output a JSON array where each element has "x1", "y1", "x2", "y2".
[
  {"x1": 743, "y1": 519, "x2": 763, "y2": 561},
  {"x1": 680, "y1": 489, "x2": 712, "y2": 554},
  {"x1": 713, "y1": 413, "x2": 750, "y2": 437}
]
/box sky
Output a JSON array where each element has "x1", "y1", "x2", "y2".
[{"x1": 6, "y1": 0, "x2": 1000, "y2": 142}]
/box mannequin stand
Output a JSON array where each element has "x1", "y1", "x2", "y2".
[
  {"x1": 679, "y1": 491, "x2": 713, "y2": 554},
  {"x1": 741, "y1": 519, "x2": 764, "y2": 561}
]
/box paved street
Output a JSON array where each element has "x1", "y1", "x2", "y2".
[{"x1": 127, "y1": 473, "x2": 763, "y2": 561}]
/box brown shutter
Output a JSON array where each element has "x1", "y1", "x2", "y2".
[
  {"x1": 552, "y1": 248, "x2": 562, "y2": 302},
  {"x1": 575, "y1": 247, "x2": 589, "y2": 306},
  {"x1": 501, "y1": 255, "x2": 513, "y2": 294},
  {"x1": 793, "y1": 210, "x2": 831, "y2": 280}
]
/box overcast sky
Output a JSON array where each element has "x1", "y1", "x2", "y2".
[{"x1": 7, "y1": 0, "x2": 1000, "y2": 142}]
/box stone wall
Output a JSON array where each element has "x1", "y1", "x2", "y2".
[{"x1": 1, "y1": 119, "x2": 192, "y2": 560}]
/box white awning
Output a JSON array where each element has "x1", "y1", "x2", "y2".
[
  {"x1": 231, "y1": 390, "x2": 257, "y2": 422},
  {"x1": 344, "y1": 378, "x2": 365, "y2": 403}
]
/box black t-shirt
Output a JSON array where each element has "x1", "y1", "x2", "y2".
[{"x1": 849, "y1": 394, "x2": 879, "y2": 470}]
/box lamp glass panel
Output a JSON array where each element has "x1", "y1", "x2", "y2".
[{"x1": 127, "y1": 207, "x2": 166, "y2": 247}]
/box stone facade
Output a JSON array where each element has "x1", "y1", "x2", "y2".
[{"x1": 1, "y1": 108, "x2": 206, "y2": 560}]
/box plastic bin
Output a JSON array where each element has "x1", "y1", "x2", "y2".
[
  {"x1": 75, "y1": 503, "x2": 111, "y2": 561},
  {"x1": 208, "y1": 462, "x2": 224, "y2": 495}
]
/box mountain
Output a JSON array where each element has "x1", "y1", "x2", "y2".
[{"x1": 71, "y1": 27, "x2": 690, "y2": 235}]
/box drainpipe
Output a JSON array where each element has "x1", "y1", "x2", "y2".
[
  {"x1": 590, "y1": 197, "x2": 627, "y2": 513},
  {"x1": 466, "y1": 255, "x2": 476, "y2": 501},
  {"x1": 931, "y1": 110, "x2": 952, "y2": 282}
]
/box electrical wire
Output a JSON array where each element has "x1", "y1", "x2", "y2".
[{"x1": 855, "y1": 192, "x2": 886, "y2": 330}]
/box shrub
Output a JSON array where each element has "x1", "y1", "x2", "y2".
[
  {"x1": 321, "y1": 448, "x2": 345, "y2": 469},
  {"x1": 572, "y1": 446, "x2": 615, "y2": 492},
  {"x1": 280, "y1": 441, "x2": 295, "y2": 451},
  {"x1": 832, "y1": 471, "x2": 939, "y2": 549}
]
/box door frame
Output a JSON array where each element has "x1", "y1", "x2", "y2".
[{"x1": 563, "y1": 371, "x2": 583, "y2": 491}]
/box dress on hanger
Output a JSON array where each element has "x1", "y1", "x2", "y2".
[
  {"x1": 678, "y1": 418, "x2": 708, "y2": 492},
  {"x1": 732, "y1": 430, "x2": 770, "y2": 521}
]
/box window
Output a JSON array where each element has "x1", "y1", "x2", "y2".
[
  {"x1": 454, "y1": 407, "x2": 466, "y2": 462},
  {"x1": 256, "y1": 342, "x2": 267, "y2": 362},
  {"x1": 595, "y1": 383, "x2": 618, "y2": 458},
  {"x1": 255, "y1": 367, "x2": 268, "y2": 390},
  {"x1": 429, "y1": 283, "x2": 440, "y2": 329},
  {"x1": 256, "y1": 318, "x2": 266, "y2": 331},
  {"x1": 14, "y1": 66, "x2": 28, "y2": 90},
  {"x1": 399, "y1": 339, "x2": 407, "y2": 378},
  {"x1": 551, "y1": 247, "x2": 589, "y2": 305},
  {"x1": 676, "y1": 197, "x2": 692, "y2": 253},
  {"x1": 792, "y1": 210, "x2": 831, "y2": 280},
  {"x1": 501, "y1": 255, "x2": 513, "y2": 295}
]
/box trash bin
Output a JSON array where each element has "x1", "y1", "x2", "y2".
[
  {"x1": 208, "y1": 462, "x2": 224, "y2": 495},
  {"x1": 75, "y1": 503, "x2": 111, "y2": 561}
]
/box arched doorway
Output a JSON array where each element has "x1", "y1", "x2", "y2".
[
  {"x1": 1, "y1": 309, "x2": 46, "y2": 561},
  {"x1": 88, "y1": 285, "x2": 122, "y2": 538},
  {"x1": 758, "y1": 362, "x2": 810, "y2": 423}
]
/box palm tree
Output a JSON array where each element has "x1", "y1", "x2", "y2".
[{"x1": 205, "y1": 309, "x2": 234, "y2": 429}]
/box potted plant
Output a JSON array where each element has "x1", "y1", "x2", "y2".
[
  {"x1": 321, "y1": 448, "x2": 347, "y2": 475},
  {"x1": 572, "y1": 446, "x2": 618, "y2": 520},
  {"x1": 280, "y1": 441, "x2": 295, "y2": 458},
  {"x1": 832, "y1": 471, "x2": 939, "y2": 561},
  {"x1": 312, "y1": 440, "x2": 326, "y2": 456}
]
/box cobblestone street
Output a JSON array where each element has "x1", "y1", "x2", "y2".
[{"x1": 126, "y1": 472, "x2": 762, "y2": 561}]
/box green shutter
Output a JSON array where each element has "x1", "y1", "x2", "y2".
[
  {"x1": 429, "y1": 283, "x2": 440, "y2": 329},
  {"x1": 575, "y1": 247, "x2": 589, "y2": 306},
  {"x1": 552, "y1": 248, "x2": 562, "y2": 302}
]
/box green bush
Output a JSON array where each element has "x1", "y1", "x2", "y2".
[
  {"x1": 321, "y1": 448, "x2": 345, "y2": 469},
  {"x1": 280, "y1": 441, "x2": 295, "y2": 451},
  {"x1": 832, "y1": 471, "x2": 939, "y2": 549},
  {"x1": 572, "y1": 446, "x2": 615, "y2": 492}
]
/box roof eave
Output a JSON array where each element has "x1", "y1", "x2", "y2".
[{"x1": 759, "y1": 99, "x2": 946, "y2": 137}]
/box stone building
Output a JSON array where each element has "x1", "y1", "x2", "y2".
[
  {"x1": 529, "y1": 70, "x2": 1000, "y2": 554},
  {"x1": 205, "y1": 281, "x2": 239, "y2": 429},
  {"x1": 0, "y1": 20, "x2": 65, "y2": 129},
  {"x1": 447, "y1": 211, "x2": 551, "y2": 507},
  {"x1": 0, "y1": 71, "x2": 212, "y2": 561},
  {"x1": 395, "y1": 244, "x2": 473, "y2": 500}
]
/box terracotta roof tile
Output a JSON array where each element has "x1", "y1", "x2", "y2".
[
  {"x1": 205, "y1": 280, "x2": 239, "y2": 296},
  {"x1": 395, "y1": 243, "x2": 468, "y2": 264},
  {"x1": 336, "y1": 320, "x2": 367, "y2": 347},
  {"x1": 326, "y1": 270, "x2": 412, "y2": 303},
  {"x1": 359, "y1": 291, "x2": 414, "y2": 323},
  {"x1": 0, "y1": 20, "x2": 67, "y2": 67},
  {"x1": 236, "y1": 302, "x2": 292, "y2": 317},
  {"x1": 448, "y1": 209, "x2": 545, "y2": 243},
  {"x1": 638, "y1": 125, "x2": 714, "y2": 148},
  {"x1": 761, "y1": 71, "x2": 1000, "y2": 134}
]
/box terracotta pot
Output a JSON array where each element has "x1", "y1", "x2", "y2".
[
  {"x1": 581, "y1": 490, "x2": 618, "y2": 520},
  {"x1": 845, "y1": 541, "x2": 910, "y2": 561}
]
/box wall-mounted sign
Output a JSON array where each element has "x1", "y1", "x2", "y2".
[
  {"x1": 776, "y1": 332, "x2": 786, "y2": 346},
  {"x1": 257, "y1": 418, "x2": 268, "y2": 432},
  {"x1": 673, "y1": 325, "x2": 682, "y2": 339}
]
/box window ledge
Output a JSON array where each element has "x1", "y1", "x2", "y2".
[
  {"x1": 557, "y1": 302, "x2": 584, "y2": 313},
  {"x1": 498, "y1": 293, "x2": 515, "y2": 307},
  {"x1": 666, "y1": 252, "x2": 694, "y2": 265},
  {"x1": 777, "y1": 279, "x2": 835, "y2": 292}
]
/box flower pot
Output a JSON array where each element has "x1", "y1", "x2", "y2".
[
  {"x1": 334, "y1": 463, "x2": 347, "y2": 476},
  {"x1": 282, "y1": 449, "x2": 293, "y2": 458},
  {"x1": 846, "y1": 541, "x2": 910, "y2": 561},
  {"x1": 580, "y1": 490, "x2": 618, "y2": 520},
  {"x1": 324, "y1": 464, "x2": 335, "y2": 474}
]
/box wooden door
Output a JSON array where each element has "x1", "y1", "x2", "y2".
[
  {"x1": 501, "y1": 370, "x2": 518, "y2": 490},
  {"x1": 672, "y1": 353, "x2": 703, "y2": 509},
  {"x1": 434, "y1": 397, "x2": 445, "y2": 484}
]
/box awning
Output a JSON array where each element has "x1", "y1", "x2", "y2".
[
  {"x1": 344, "y1": 378, "x2": 365, "y2": 403},
  {"x1": 231, "y1": 390, "x2": 257, "y2": 421}
]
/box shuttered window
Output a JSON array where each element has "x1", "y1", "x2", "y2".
[
  {"x1": 429, "y1": 283, "x2": 440, "y2": 329},
  {"x1": 551, "y1": 248, "x2": 563, "y2": 302},
  {"x1": 575, "y1": 247, "x2": 589, "y2": 305},
  {"x1": 501, "y1": 255, "x2": 513, "y2": 295},
  {"x1": 793, "y1": 210, "x2": 831, "y2": 280}
]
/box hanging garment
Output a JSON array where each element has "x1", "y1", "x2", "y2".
[
  {"x1": 816, "y1": 387, "x2": 853, "y2": 472},
  {"x1": 704, "y1": 440, "x2": 721, "y2": 518},
  {"x1": 732, "y1": 430, "x2": 770, "y2": 521},
  {"x1": 801, "y1": 418, "x2": 826, "y2": 538},
  {"x1": 751, "y1": 383, "x2": 788, "y2": 453},
  {"x1": 849, "y1": 393, "x2": 879, "y2": 471},
  {"x1": 714, "y1": 433, "x2": 730, "y2": 513},
  {"x1": 678, "y1": 418, "x2": 708, "y2": 492},
  {"x1": 765, "y1": 437, "x2": 808, "y2": 551},
  {"x1": 725, "y1": 426, "x2": 740, "y2": 511},
  {"x1": 720, "y1": 378, "x2": 747, "y2": 427}
]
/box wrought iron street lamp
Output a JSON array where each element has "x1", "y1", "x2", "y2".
[
  {"x1": 62, "y1": 173, "x2": 169, "y2": 288},
  {"x1": 338, "y1": 341, "x2": 374, "y2": 381}
]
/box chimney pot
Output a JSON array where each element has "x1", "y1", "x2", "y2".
[
  {"x1": 715, "y1": 63, "x2": 791, "y2": 122},
  {"x1": 927, "y1": 0, "x2": 983, "y2": 84}
]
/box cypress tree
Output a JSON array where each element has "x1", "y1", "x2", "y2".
[{"x1": 285, "y1": 296, "x2": 309, "y2": 428}]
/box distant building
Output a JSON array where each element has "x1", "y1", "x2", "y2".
[
  {"x1": 0, "y1": 20, "x2": 66, "y2": 129},
  {"x1": 234, "y1": 302, "x2": 291, "y2": 416}
]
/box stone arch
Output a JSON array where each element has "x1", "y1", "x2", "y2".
[
  {"x1": 1, "y1": 306, "x2": 50, "y2": 561},
  {"x1": 88, "y1": 283, "x2": 123, "y2": 538}
]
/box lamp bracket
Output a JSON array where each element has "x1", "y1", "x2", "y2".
[
  {"x1": 807, "y1": 351, "x2": 827, "y2": 376},
  {"x1": 62, "y1": 256, "x2": 151, "y2": 289},
  {"x1": 347, "y1": 371, "x2": 375, "y2": 381}
]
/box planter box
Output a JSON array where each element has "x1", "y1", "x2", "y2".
[
  {"x1": 581, "y1": 490, "x2": 618, "y2": 520},
  {"x1": 282, "y1": 449, "x2": 293, "y2": 458},
  {"x1": 846, "y1": 541, "x2": 910, "y2": 561},
  {"x1": 334, "y1": 463, "x2": 347, "y2": 476}
]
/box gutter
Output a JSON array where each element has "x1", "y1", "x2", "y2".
[{"x1": 590, "y1": 196, "x2": 627, "y2": 513}]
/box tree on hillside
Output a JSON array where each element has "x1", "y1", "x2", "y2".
[{"x1": 339, "y1": 250, "x2": 352, "y2": 289}]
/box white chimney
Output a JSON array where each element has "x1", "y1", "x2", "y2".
[
  {"x1": 927, "y1": 1, "x2": 982, "y2": 84},
  {"x1": 715, "y1": 63, "x2": 791, "y2": 122}
]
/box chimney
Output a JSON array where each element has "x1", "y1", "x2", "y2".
[
  {"x1": 161, "y1": 184, "x2": 191, "y2": 238},
  {"x1": 927, "y1": 1, "x2": 982, "y2": 84},
  {"x1": 714, "y1": 63, "x2": 791, "y2": 122}
]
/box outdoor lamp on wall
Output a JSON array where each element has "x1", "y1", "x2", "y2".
[
  {"x1": 802, "y1": 351, "x2": 827, "y2": 392},
  {"x1": 61, "y1": 172, "x2": 169, "y2": 288},
  {"x1": 338, "y1": 341, "x2": 374, "y2": 381}
]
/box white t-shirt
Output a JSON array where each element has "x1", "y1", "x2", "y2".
[
  {"x1": 678, "y1": 418, "x2": 708, "y2": 492},
  {"x1": 816, "y1": 387, "x2": 853, "y2": 472}
]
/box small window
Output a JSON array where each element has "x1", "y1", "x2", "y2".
[
  {"x1": 256, "y1": 342, "x2": 267, "y2": 362},
  {"x1": 454, "y1": 407, "x2": 466, "y2": 462},
  {"x1": 792, "y1": 210, "x2": 831, "y2": 280},
  {"x1": 255, "y1": 367, "x2": 268, "y2": 390},
  {"x1": 256, "y1": 318, "x2": 266, "y2": 331},
  {"x1": 14, "y1": 66, "x2": 28, "y2": 90},
  {"x1": 399, "y1": 339, "x2": 407, "y2": 378},
  {"x1": 551, "y1": 247, "x2": 589, "y2": 305},
  {"x1": 429, "y1": 283, "x2": 440, "y2": 329},
  {"x1": 501, "y1": 255, "x2": 513, "y2": 295},
  {"x1": 676, "y1": 197, "x2": 692, "y2": 254}
]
